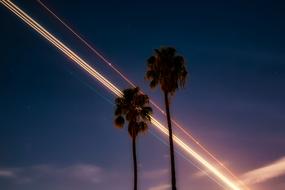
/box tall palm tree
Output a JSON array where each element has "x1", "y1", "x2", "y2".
[
  {"x1": 145, "y1": 47, "x2": 187, "y2": 190},
  {"x1": 114, "y1": 87, "x2": 152, "y2": 190}
]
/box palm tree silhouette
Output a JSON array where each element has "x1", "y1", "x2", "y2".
[
  {"x1": 145, "y1": 47, "x2": 188, "y2": 190},
  {"x1": 114, "y1": 87, "x2": 152, "y2": 190}
]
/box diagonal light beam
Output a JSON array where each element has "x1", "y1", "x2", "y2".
[
  {"x1": 1, "y1": 1, "x2": 243, "y2": 190},
  {"x1": 35, "y1": 3, "x2": 249, "y2": 189}
]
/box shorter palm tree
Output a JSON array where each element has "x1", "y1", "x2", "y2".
[{"x1": 114, "y1": 87, "x2": 152, "y2": 190}]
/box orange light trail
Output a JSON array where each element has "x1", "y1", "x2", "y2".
[
  {"x1": 35, "y1": 1, "x2": 249, "y2": 189},
  {"x1": 1, "y1": 0, "x2": 243, "y2": 189}
]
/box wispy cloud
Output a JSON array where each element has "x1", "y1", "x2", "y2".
[
  {"x1": 0, "y1": 169, "x2": 17, "y2": 178},
  {"x1": 58, "y1": 164, "x2": 102, "y2": 183},
  {"x1": 242, "y1": 156, "x2": 285, "y2": 185},
  {"x1": 148, "y1": 183, "x2": 170, "y2": 190},
  {"x1": 143, "y1": 168, "x2": 170, "y2": 190},
  {"x1": 143, "y1": 168, "x2": 168, "y2": 179},
  {"x1": 192, "y1": 170, "x2": 208, "y2": 178},
  {"x1": 0, "y1": 164, "x2": 103, "y2": 184},
  {"x1": 0, "y1": 164, "x2": 131, "y2": 190}
]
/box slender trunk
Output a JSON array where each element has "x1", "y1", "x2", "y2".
[
  {"x1": 132, "y1": 136, "x2": 138, "y2": 190},
  {"x1": 164, "y1": 92, "x2": 177, "y2": 190}
]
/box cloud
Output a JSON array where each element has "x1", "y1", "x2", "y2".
[
  {"x1": 143, "y1": 168, "x2": 168, "y2": 179},
  {"x1": 242, "y1": 156, "x2": 285, "y2": 185},
  {"x1": 0, "y1": 169, "x2": 17, "y2": 178},
  {"x1": 0, "y1": 164, "x2": 133, "y2": 190},
  {"x1": 148, "y1": 183, "x2": 170, "y2": 190},
  {"x1": 56, "y1": 164, "x2": 102, "y2": 183},
  {"x1": 143, "y1": 169, "x2": 170, "y2": 190},
  {"x1": 192, "y1": 170, "x2": 208, "y2": 178},
  {"x1": 0, "y1": 164, "x2": 103, "y2": 184}
]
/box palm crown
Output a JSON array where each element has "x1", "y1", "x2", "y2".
[
  {"x1": 146, "y1": 47, "x2": 188, "y2": 95},
  {"x1": 114, "y1": 87, "x2": 152, "y2": 138}
]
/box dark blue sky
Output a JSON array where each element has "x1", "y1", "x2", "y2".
[{"x1": 1, "y1": 0, "x2": 285, "y2": 190}]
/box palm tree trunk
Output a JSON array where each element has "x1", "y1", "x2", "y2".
[
  {"x1": 132, "y1": 136, "x2": 138, "y2": 190},
  {"x1": 164, "y1": 92, "x2": 177, "y2": 190}
]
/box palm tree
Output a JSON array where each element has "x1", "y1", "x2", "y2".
[
  {"x1": 114, "y1": 87, "x2": 152, "y2": 190},
  {"x1": 145, "y1": 47, "x2": 187, "y2": 190}
]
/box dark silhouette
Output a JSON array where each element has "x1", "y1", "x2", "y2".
[
  {"x1": 145, "y1": 47, "x2": 188, "y2": 190},
  {"x1": 114, "y1": 87, "x2": 152, "y2": 190}
]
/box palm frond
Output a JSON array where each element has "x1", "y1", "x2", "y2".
[
  {"x1": 114, "y1": 106, "x2": 122, "y2": 116},
  {"x1": 145, "y1": 46, "x2": 188, "y2": 94},
  {"x1": 114, "y1": 116, "x2": 125, "y2": 128},
  {"x1": 141, "y1": 106, "x2": 152, "y2": 121},
  {"x1": 114, "y1": 87, "x2": 152, "y2": 138},
  {"x1": 138, "y1": 122, "x2": 148, "y2": 133},
  {"x1": 150, "y1": 79, "x2": 158, "y2": 89}
]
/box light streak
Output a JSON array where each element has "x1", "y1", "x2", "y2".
[
  {"x1": 36, "y1": 0, "x2": 136, "y2": 88},
  {"x1": 151, "y1": 116, "x2": 241, "y2": 190},
  {"x1": 1, "y1": 1, "x2": 243, "y2": 189},
  {"x1": 0, "y1": 0, "x2": 122, "y2": 98},
  {"x1": 35, "y1": 1, "x2": 249, "y2": 189}
]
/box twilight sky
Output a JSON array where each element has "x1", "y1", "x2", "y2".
[{"x1": 1, "y1": 0, "x2": 285, "y2": 190}]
